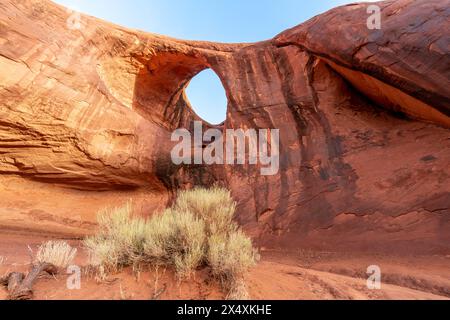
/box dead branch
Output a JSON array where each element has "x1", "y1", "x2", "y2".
[{"x1": 0, "y1": 263, "x2": 58, "y2": 300}]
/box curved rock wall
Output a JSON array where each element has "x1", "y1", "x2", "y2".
[{"x1": 0, "y1": 0, "x2": 448, "y2": 253}]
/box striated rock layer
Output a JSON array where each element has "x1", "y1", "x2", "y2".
[{"x1": 0, "y1": 0, "x2": 448, "y2": 253}]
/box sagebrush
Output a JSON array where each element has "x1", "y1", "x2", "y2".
[{"x1": 84, "y1": 187, "x2": 257, "y2": 298}]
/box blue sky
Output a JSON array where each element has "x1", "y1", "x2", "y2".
[{"x1": 54, "y1": 0, "x2": 377, "y2": 124}]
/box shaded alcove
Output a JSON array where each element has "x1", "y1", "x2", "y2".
[
  {"x1": 129, "y1": 51, "x2": 209, "y2": 129},
  {"x1": 126, "y1": 50, "x2": 232, "y2": 133}
]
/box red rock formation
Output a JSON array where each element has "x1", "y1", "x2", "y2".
[
  {"x1": 0, "y1": 0, "x2": 448, "y2": 253},
  {"x1": 274, "y1": 0, "x2": 450, "y2": 127}
]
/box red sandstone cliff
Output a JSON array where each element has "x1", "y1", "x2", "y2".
[{"x1": 0, "y1": 0, "x2": 448, "y2": 254}]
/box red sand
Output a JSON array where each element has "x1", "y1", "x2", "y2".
[{"x1": 0, "y1": 233, "x2": 448, "y2": 300}]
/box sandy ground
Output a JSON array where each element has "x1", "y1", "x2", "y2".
[{"x1": 0, "y1": 232, "x2": 448, "y2": 300}]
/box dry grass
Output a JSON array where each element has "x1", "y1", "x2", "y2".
[
  {"x1": 84, "y1": 187, "x2": 257, "y2": 299},
  {"x1": 35, "y1": 241, "x2": 77, "y2": 268}
]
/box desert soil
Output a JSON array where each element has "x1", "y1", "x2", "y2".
[{"x1": 0, "y1": 232, "x2": 448, "y2": 300}]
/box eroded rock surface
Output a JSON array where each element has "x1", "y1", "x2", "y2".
[{"x1": 0, "y1": 0, "x2": 448, "y2": 253}]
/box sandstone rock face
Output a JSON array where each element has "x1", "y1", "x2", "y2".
[{"x1": 0, "y1": 0, "x2": 448, "y2": 253}]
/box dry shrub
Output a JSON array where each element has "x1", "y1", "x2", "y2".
[
  {"x1": 84, "y1": 237, "x2": 122, "y2": 272},
  {"x1": 143, "y1": 208, "x2": 206, "y2": 277},
  {"x1": 207, "y1": 230, "x2": 257, "y2": 299},
  {"x1": 175, "y1": 187, "x2": 237, "y2": 235},
  {"x1": 85, "y1": 203, "x2": 206, "y2": 277},
  {"x1": 84, "y1": 187, "x2": 257, "y2": 299},
  {"x1": 35, "y1": 241, "x2": 77, "y2": 268},
  {"x1": 84, "y1": 202, "x2": 148, "y2": 272},
  {"x1": 167, "y1": 210, "x2": 205, "y2": 277},
  {"x1": 207, "y1": 230, "x2": 256, "y2": 281},
  {"x1": 226, "y1": 278, "x2": 251, "y2": 300},
  {"x1": 140, "y1": 211, "x2": 173, "y2": 265}
]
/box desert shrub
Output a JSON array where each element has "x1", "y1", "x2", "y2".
[
  {"x1": 35, "y1": 241, "x2": 77, "y2": 268},
  {"x1": 207, "y1": 230, "x2": 256, "y2": 300},
  {"x1": 207, "y1": 230, "x2": 257, "y2": 282},
  {"x1": 140, "y1": 211, "x2": 173, "y2": 265},
  {"x1": 85, "y1": 187, "x2": 257, "y2": 298},
  {"x1": 84, "y1": 202, "x2": 148, "y2": 271},
  {"x1": 226, "y1": 278, "x2": 250, "y2": 300},
  {"x1": 174, "y1": 187, "x2": 237, "y2": 236},
  {"x1": 143, "y1": 208, "x2": 206, "y2": 277},
  {"x1": 166, "y1": 209, "x2": 205, "y2": 276},
  {"x1": 84, "y1": 237, "x2": 122, "y2": 271},
  {"x1": 85, "y1": 204, "x2": 206, "y2": 276}
]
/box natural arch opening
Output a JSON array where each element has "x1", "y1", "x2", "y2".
[{"x1": 185, "y1": 69, "x2": 228, "y2": 125}]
